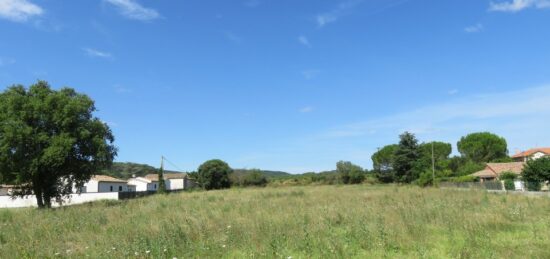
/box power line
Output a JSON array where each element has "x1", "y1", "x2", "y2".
[{"x1": 162, "y1": 156, "x2": 185, "y2": 172}]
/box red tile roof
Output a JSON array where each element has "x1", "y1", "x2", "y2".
[
  {"x1": 91, "y1": 175, "x2": 127, "y2": 183},
  {"x1": 512, "y1": 148, "x2": 550, "y2": 158}
]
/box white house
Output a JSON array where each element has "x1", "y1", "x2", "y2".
[
  {"x1": 81, "y1": 175, "x2": 132, "y2": 193},
  {"x1": 512, "y1": 148, "x2": 550, "y2": 162},
  {"x1": 127, "y1": 172, "x2": 196, "y2": 192}
]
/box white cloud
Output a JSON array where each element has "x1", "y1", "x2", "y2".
[
  {"x1": 319, "y1": 85, "x2": 550, "y2": 142},
  {"x1": 300, "y1": 106, "x2": 314, "y2": 113},
  {"x1": 464, "y1": 23, "x2": 483, "y2": 33},
  {"x1": 83, "y1": 48, "x2": 113, "y2": 59},
  {"x1": 104, "y1": 0, "x2": 159, "y2": 21},
  {"x1": 0, "y1": 0, "x2": 43, "y2": 22},
  {"x1": 316, "y1": 0, "x2": 363, "y2": 27},
  {"x1": 298, "y1": 35, "x2": 311, "y2": 47},
  {"x1": 489, "y1": 0, "x2": 550, "y2": 12},
  {"x1": 224, "y1": 31, "x2": 242, "y2": 44},
  {"x1": 0, "y1": 57, "x2": 16, "y2": 66},
  {"x1": 302, "y1": 69, "x2": 320, "y2": 80}
]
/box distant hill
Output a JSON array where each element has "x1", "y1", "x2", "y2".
[
  {"x1": 232, "y1": 169, "x2": 291, "y2": 179},
  {"x1": 100, "y1": 162, "x2": 158, "y2": 180}
]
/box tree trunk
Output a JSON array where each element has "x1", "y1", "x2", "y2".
[{"x1": 34, "y1": 187, "x2": 45, "y2": 209}]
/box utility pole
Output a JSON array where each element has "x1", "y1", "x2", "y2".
[
  {"x1": 432, "y1": 142, "x2": 435, "y2": 186},
  {"x1": 158, "y1": 156, "x2": 167, "y2": 193}
]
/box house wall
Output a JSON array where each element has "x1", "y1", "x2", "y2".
[
  {"x1": 147, "y1": 182, "x2": 159, "y2": 191},
  {"x1": 532, "y1": 152, "x2": 547, "y2": 160},
  {"x1": 185, "y1": 178, "x2": 197, "y2": 189},
  {"x1": 127, "y1": 179, "x2": 148, "y2": 191},
  {"x1": 0, "y1": 192, "x2": 118, "y2": 208},
  {"x1": 84, "y1": 180, "x2": 99, "y2": 193},
  {"x1": 167, "y1": 179, "x2": 184, "y2": 190},
  {"x1": 98, "y1": 182, "x2": 129, "y2": 192}
]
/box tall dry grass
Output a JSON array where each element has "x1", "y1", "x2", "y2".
[{"x1": 1, "y1": 185, "x2": 550, "y2": 258}]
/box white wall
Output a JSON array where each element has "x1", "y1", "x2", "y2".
[
  {"x1": 98, "y1": 182, "x2": 129, "y2": 192},
  {"x1": 147, "y1": 182, "x2": 159, "y2": 191},
  {"x1": 167, "y1": 179, "x2": 184, "y2": 190},
  {"x1": 0, "y1": 192, "x2": 119, "y2": 208},
  {"x1": 127, "y1": 178, "x2": 148, "y2": 191},
  {"x1": 83, "y1": 180, "x2": 99, "y2": 193}
]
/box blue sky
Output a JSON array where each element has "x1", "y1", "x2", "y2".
[{"x1": 1, "y1": 0, "x2": 550, "y2": 173}]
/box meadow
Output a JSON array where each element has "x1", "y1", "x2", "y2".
[{"x1": 1, "y1": 185, "x2": 550, "y2": 258}]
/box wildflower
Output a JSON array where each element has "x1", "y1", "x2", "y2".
[
  {"x1": 112, "y1": 247, "x2": 116, "y2": 250},
  {"x1": 287, "y1": 256, "x2": 292, "y2": 259},
  {"x1": 66, "y1": 249, "x2": 71, "y2": 253},
  {"x1": 85, "y1": 246, "x2": 89, "y2": 249},
  {"x1": 227, "y1": 225, "x2": 231, "y2": 229},
  {"x1": 222, "y1": 245, "x2": 226, "y2": 248},
  {"x1": 146, "y1": 250, "x2": 151, "y2": 254},
  {"x1": 164, "y1": 248, "x2": 168, "y2": 252},
  {"x1": 135, "y1": 252, "x2": 139, "y2": 256},
  {"x1": 54, "y1": 252, "x2": 60, "y2": 256}
]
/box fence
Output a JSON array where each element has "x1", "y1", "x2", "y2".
[
  {"x1": 440, "y1": 180, "x2": 548, "y2": 192},
  {"x1": 0, "y1": 192, "x2": 119, "y2": 208}
]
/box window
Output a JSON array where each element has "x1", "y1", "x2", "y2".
[
  {"x1": 119, "y1": 186, "x2": 123, "y2": 192},
  {"x1": 110, "y1": 186, "x2": 113, "y2": 192},
  {"x1": 154, "y1": 184, "x2": 157, "y2": 189}
]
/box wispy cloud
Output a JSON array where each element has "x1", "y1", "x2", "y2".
[
  {"x1": 0, "y1": 0, "x2": 43, "y2": 22},
  {"x1": 448, "y1": 89, "x2": 459, "y2": 95},
  {"x1": 298, "y1": 35, "x2": 311, "y2": 48},
  {"x1": 0, "y1": 57, "x2": 16, "y2": 66},
  {"x1": 489, "y1": 0, "x2": 550, "y2": 12},
  {"x1": 224, "y1": 31, "x2": 242, "y2": 44},
  {"x1": 464, "y1": 23, "x2": 483, "y2": 33},
  {"x1": 244, "y1": 0, "x2": 262, "y2": 8},
  {"x1": 114, "y1": 84, "x2": 132, "y2": 94},
  {"x1": 302, "y1": 69, "x2": 320, "y2": 80},
  {"x1": 300, "y1": 106, "x2": 314, "y2": 113},
  {"x1": 83, "y1": 48, "x2": 113, "y2": 59},
  {"x1": 319, "y1": 85, "x2": 550, "y2": 143},
  {"x1": 316, "y1": 0, "x2": 363, "y2": 27},
  {"x1": 104, "y1": 0, "x2": 160, "y2": 21}
]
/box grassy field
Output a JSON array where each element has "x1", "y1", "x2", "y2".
[{"x1": 1, "y1": 185, "x2": 550, "y2": 258}]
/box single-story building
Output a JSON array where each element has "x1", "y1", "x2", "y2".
[
  {"x1": 471, "y1": 162, "x2": 525, "y2": 182},
  {"x1": 0, "y1": 185, "x2": 17, "y2": 196},
  {"x1": 128, "y1": 172, "x2": 197, "y2": 192},
  {"x1": 81, "y1": 175, "x2": 132, "y2": 193},
  {"x1": 512, "y1": 147, "x2": 550, "y2": 162}
]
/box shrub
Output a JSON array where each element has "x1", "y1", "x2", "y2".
[
  {"x1": 504, "y1": 179, "x2": 515, "y2": 191},
  {"x1": 197, "y1": 159, "x2": 232, "y2": 190},
  {"x1": 525, "y1": 181, "x2": 542, "y2": 192},
  {"x1": 522, "y1": 157, "x2": 550, "y2": 183},
  {"x1": 449, "y1": 175, "x2": 479, "y2": 183},
  {"x1": 242, "y1": 170, "x2": 268, "y2": 187},
  {"x1": 500, "y1": 171, "x2": 517, "y2": 180}
]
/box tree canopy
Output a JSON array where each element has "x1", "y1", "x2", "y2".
[
  {"x1": 457, "y1": 132, "x2": 508, "y2": 163},
  {"x1": 522, "y1": 157, "x2": 550, "y2": 184},
  {"x1": 0, "y1": 81, "x2": 116, "y2": 208},
  {"x1": 197, "y1": 159, "x2": 232, "y2": 190},
  {"x1": 336, "y1": 161, "x2": 365, "y2": 184},
  {"x1": 392, "y1": 132, "x2": 420, "y2": 183},
  {"x1": 372, "y1": 144, "x2": 398, "y2": 183}
]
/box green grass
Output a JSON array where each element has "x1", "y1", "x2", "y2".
[{"x1": 1, "y1": 185, "x2": 550, "y2": 258}]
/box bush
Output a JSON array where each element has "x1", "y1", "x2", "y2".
[
  {"x1": 504, "y1": 179, "x2": 515, "y2": 191},
  {"x1": 197, "y1": 159, "x2": 232, "y2": 190},
  {"x1": 522, "y1": 157, "x2": 550, "y2": 184},
  {"x1": 500, "y1": 171, "x2": 517, "y2": 180},
  {"x1": 242, "y1": 170, "x2": 268, "y2": 187},
  {"x1": 525, "y1": 181, "x2": 542, "y2": 192},
  {"x1": 449, "y1": 175, "x2": 479, "y2": 183}
]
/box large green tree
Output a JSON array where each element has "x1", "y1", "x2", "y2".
[
  {"x1": 197, "y1": 159, "x2": 232, "y2": 190},
  {"x1": 336, "y1": 161, "x2": 365, "y2": 184},
  {"x1": 521, "y1": 157, "x2": 550, "y2": 191},
  {"x1": 392, "y1": 132, "x2": 420, "y2": 183},
  {"x1": 457, "y1": 132, "x2": 508, "y2": 163},
  {"x1": 371, "y1": 144, "x2": 398, "y2": 183},
  {"x1": 0, "y1": 81, "x2": 117, "y2": 208}
]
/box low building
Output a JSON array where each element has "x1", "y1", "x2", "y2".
[
  {"x1": 512, "y1": 148, "x2": 550, "y2": 162},
  {"x1": 471, "y1": 162, "x2": 525, "y2": 182},
  {"x1": 128, "y1": 172, "x2": 197, "y2": 192},
  {"x1": 0, "y1": 185, "x2": 17, "y2": 196},
  {"x1": 81, "y1": 175, "x2": 131, "y2": 193}
]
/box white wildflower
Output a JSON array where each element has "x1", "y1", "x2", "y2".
[
  {"x1": 146, "y1": 250, "x2": 151, "y2": 254},
  {"x1": 222, "y1": 245, "x2": 226, "y2": 248}
]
